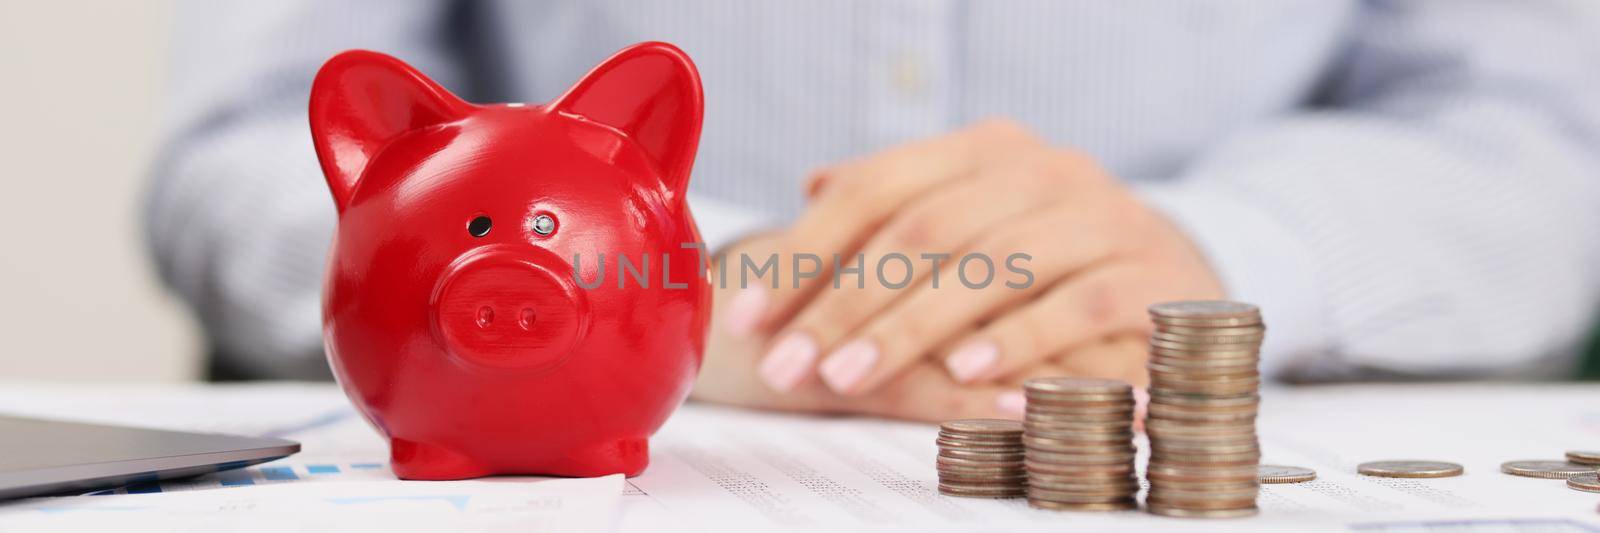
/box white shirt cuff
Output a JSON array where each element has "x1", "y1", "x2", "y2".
[{"x1": 1133, "y1": 182, "x2": 1333, "y2": 379}]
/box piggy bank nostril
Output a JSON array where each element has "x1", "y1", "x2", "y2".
[
  {"x1": 519, "y1": 308, "x2": 537, "y2": 330},
  {"x1": 475, "y1": 306, "x2": 494, "y2": 328}
]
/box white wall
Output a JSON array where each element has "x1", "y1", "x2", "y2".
[{"x1": 0, "y1": 1, "x2": 200, "y2": 381}]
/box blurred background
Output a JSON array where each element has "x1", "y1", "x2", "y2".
[
  {"x1": 0, "y1": 1, "x2": 199, "y2": 381},
  {"x1": 0, "y1": 1, "x2": 1595, "y2": 385}
]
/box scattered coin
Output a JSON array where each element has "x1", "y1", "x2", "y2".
[
  {"x1": 1357, "y1": 460, "x2": 1464, "y2": 478},
  {"x1": 1500, "y1": 460, "x2": 1596, "y2": 480},
  {"x1": 1258, "y1": 464, "x2": 1316, "y2": 484},
  {"x1": 935, "y1": 419, "x2": 1027, "y2": 499},
  {"x1": 1021, "y1": 377, "x2": 1139, "y2": 511},
  {"x1": 1568, "y1": 472, "x2": 1600, "y2": 493},
  {"x1": 1567, "y1": 450, "x2": 1600, "y2": 466}
]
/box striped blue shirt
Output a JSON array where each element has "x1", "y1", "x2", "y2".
[{"x1": 147, "y1": 0, "x2": 1600, "y2": 380}]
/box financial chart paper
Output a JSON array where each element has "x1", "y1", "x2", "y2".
[{"x1": 0, "y1": 382, "x2": 1596, "y2": 532}]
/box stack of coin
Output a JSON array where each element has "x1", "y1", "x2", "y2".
[
  {"x1": 1144, "y1": 301, "x2": 1264, "y2": 519},
  {"x1": 936, "y1": 419, "x2": 1027, "y2": 498},
  {"x1": 1022, "y1": 378, "x2": 1139, "y2": 511}
]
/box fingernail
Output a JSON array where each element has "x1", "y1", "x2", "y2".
[
  {"x1": 725, "y1": 288, "x2": 768, "y2": 336},
  {"x1": 996, "y1": 391, "x2": 1026, "y2": 418},
  {"x1": 819, "y1": 339, "x2": 879, "y2": 394},
  {"x1": 944, "y1": 341, "x2": 999, "y2": 383},
  {"x1": 758, "y1": 333, "x2": 817, "y2": 392}
]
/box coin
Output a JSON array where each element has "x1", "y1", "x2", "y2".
[
  {"x1": 941, "y1": 419, "x2": 1023, "y2": 436},
  {"x1": 1149, "y1": 316, "x2": 1263, "y2": 327},
  {"x1": 1147, "y1": 488, "x2": 1260, "y2": 502},
  {"x1": 938, "y1": 484, "x2": 1026, "y2": 498},
  {"x1": 1152, "y1": 323, "x2": 1265, "y2": 335},
  {"x1": 1146, "y1": 503, "x2": 1259, "y2": 519},
  {"x1": 1357, "y1": 460, "x2": 1463, "y2": 478},
  {"x1": 1147, "y1": 360, "x2": 1261, "y2": 374},
  {"x1": 1144, "y1": 418, "x2": 1256, "y2": 435},
  {"x1": 1152, "y1": 390, "x2": 1260, "y2": 403},
  {"x1": 1024, "y1": 460, "x2": 1136, "y2": 476},
  {"x1": 1151, "y1": 440, "x2": 1260, "y2": 455},
  {"x1": 1023, "y1": 398, "x2": 1136, "y2": 409},
  {"x1": 937, "y1": 429, "x2": 1023, "y2": 440},
  {"x1": 1149, "y1": 345, "x2": 1262, "y2": 358},
  {"x1": 938, "y1": 472, "x2": 1029, "y2": 484},
  {"x1": 1143, "y1": 301, "x2": 1267, "y2": 517},
  {"x1": 1026, "y1": 450, "x2": 1137, "y2": 465},
  {"x1": 1028, "y1": 499, "x2": 1139, "y2": 511},
  {"x1": 937, "y1": 418, "x2": 1029, "y2": 499},
  {"x1": 1567, "y1": 472, "x2": 1600, "y2": 493},
  {"x1": 1024, "y1": 410, "x2": 1136, "y2": 421},
  {"x1": 937, "y1": 464, "x2": 1024, "y2": 477},
  {"x1": 1150, "y1": 452, "x2": 1261, "y2": 466},
  {"x1": 1021, "y1": 377, "x2": 1139, "y2": 511},
  {"x1": 1258, "y1": 464, "x2": 1316, "y2": 483},
  {"x1": 939, "y1": 450, "x2": 1025, "y2": 463},
  {"x1": 1567, "y1": 450, "x2": 1600, "y2": 466},
  {"x1": 1148, "y1": 384, "x2": 1260, "y2": 398},
  {"x1": 1023, "y1": 434, "x2": 1135, "y2": 449},
  {"x1": 935, "y1": 440, "x2": 1024, "y2": 453},
  {"x1": 1146, "y1": 407, "x2": 1258, "y2": 423},
  {"x1": 1027, "y1": 487, "x2": 1142, "y2": 502},
  {"x1": 1020, "y1": 427, "x2": 1134, "y2": 439},
  {"x1": 1026, "y1": 475, "x2": 1140, "y2": 489},
  {"x1": 1148, "y1": 338, "x2": 1262, "y2": 353},
  {"x1": 1148, "y1": 301, "x2": 1260, "y2": 320},
  {"x1": 1500, "y1": 460, "x2": 1596, "y2": 479},
  {"x1": 934, "y1": 451, "x2": 1024, "y2": 464},
  {"x1": 1150, "y1": 332, "x2": 1266, "y2": 346},
  {"x1": 1024, "y1": 377, "x2": 1132, "y2": 395}
]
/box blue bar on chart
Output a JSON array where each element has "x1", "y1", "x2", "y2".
[
  {"x1": 259, "y1": 466, "x2": 299, "y2": 481},
  {"x1": 307, "y1": 464, "x2": 341, "y2": 475},
  {"x1": 350, "y1": 463, "x2": 383, "y2": 470},
  {"x1": 217, "y1": 470, "x2": 256, "y2": 486}
]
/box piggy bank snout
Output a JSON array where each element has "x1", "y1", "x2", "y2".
[{"x1": 432, "y1": 248, "x2": 587, "y2": 372}]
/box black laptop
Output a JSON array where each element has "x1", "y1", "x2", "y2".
[{"x1": 0, "y1": 415, "x2": 299, "y2": 499}]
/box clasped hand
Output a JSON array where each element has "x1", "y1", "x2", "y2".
[{"x1": 692, "y1": 120, "x2": 1224, "y2": 421}]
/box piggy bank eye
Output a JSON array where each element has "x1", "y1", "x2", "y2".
[
  {"x1": 531, "y1": 214, "x2": 556, "y2": 236},
  {"x1": 467, "y1": 215, "x2": 493, "y2": 237}
]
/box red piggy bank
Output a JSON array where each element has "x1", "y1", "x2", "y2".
[{"x1": 309, "y1": 42, "x2": 709, "y2": 479}]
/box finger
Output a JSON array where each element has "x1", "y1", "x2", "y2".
[
  {"x1": 820, "y1": 363, "x2": 1027, "y2": 422},
  {"x1": 942, "y1": 261, "x2": 1188, "y2": 384},
  {"x1": 732, "y1": 120, "x2": 1042, "y2": 337},
  {"x1": 773, "y1": 161, "x2": 1074, "y2": 375},
  {"x1": 814, "y1": 204, "x2": 1129, "y2": 396},
  {"x1": 800, "y1": 118, "x2": 1038, "y2": 201}
]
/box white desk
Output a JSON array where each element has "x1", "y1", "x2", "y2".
[{"x1": 0, "y1": 382, "x2": 1597, "y2": 532}]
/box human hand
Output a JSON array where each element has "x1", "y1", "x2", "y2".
[
  {"x1": 728, "y1": 120, "x2": 1223, "y2": 396},
  {"x1": 690, "y1": 233, "x2": 1151, "y2": 421},
  {"x1": 691, "y1": 232, "x2": 1019, "y2": 420}
]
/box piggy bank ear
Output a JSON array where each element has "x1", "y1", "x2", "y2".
[
  {"x1": 309, "y1": 50, "x2": 469, "y2": 213},
  {"x1": 552, "y1": 42, "x2": 704, "y2": 205}
]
